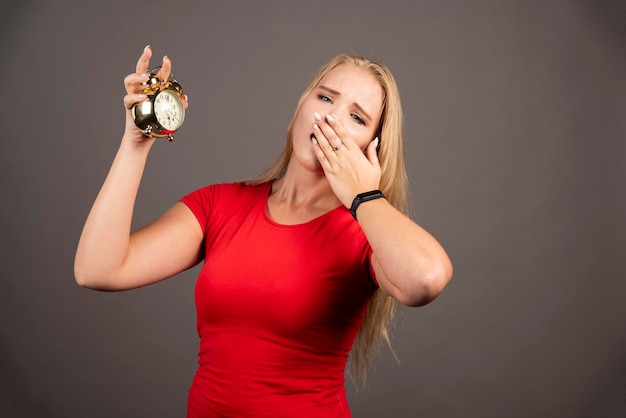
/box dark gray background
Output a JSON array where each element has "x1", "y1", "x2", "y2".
[{"x1": 1, "y1": 1, "x2": 624, "y2": 417}]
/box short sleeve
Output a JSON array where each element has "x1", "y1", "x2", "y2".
[{"x1": 180, "y1": 185, "x2": 217, "y2": 234}]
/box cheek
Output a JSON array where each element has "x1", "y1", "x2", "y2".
[
  {"x1": 348, "y1": 126, "x2": 375, "y2": 150},
  {"x1": 294, "y1": 105, "x2": 317, "y2": 134}
]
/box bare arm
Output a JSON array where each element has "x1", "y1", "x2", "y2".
[
  {"x1": 357, "y1": 199, "x2": 453, "y2": 307},
  {"x1": 310, "y1": 112, "x2": 453, "y2": 307},
  {"x1": 74, "y1": 46, "x2": 199, "y2": 291}
]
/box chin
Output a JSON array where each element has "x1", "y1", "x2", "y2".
[
  {"x1": 304, "y1": 157, "x2": 325, "y2": 175},
  {"x1": 291, "y1": 137, "x2": 323, "y2": 174}
]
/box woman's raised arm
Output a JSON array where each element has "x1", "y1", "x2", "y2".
[{"x1": 74, "y1": 46, "x2": 201, "y2": 291}]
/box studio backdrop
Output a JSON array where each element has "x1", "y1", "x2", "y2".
[{"x1": 1, "y1": 1, "x2": 624, "y2": 417}]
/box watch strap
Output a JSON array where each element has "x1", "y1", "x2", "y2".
[{"x1": 350, "y1": 190, "x2": 385, "y2": 220}]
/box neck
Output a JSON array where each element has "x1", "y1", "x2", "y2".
[{"x1": 270, "y1": 159, "x2": 340, "y2": 211}]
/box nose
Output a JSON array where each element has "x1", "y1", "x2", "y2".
[{"x1": 322, "y1": 102, "x2": 349, "y2": 119}]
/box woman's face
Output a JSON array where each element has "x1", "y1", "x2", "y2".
[{"x1": 291, "y1": 64, "x2": 384, "y2": 174}]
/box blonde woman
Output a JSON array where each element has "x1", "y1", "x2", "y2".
[{"x1": 75, "y1": 45, "x2": 453, "y2": 417}]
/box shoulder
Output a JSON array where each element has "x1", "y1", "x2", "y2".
[
  {"x1": 182, "y1": 181, "x2": 269, "y2": 202},
  {"x1": 180, "y1": 181, "x2": 270, "y2": 218},
  {"x1": 180, "y1": 181, "x2": 271, "y2": 234}
]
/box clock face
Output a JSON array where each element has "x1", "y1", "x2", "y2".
[{"x1": 154, "y1": 89, "x2": 184, "y2": 131}]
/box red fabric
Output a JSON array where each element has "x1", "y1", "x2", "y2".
[{"x1": 180, "y1": 182, "x2": 377, "y2": 417}]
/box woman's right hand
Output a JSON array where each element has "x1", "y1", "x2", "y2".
[
  {"x1": 122, "y1": 45, "x2": 189, "y2": 144},
  {"x1": 75, "y1": 46, "x2": 199, "y2": 291}
]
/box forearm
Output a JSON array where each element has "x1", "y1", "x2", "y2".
[
  {"x1": 74, "y1": 137, "x2": 154, "y2": 288},
  {"x1": 356, "y1": 198, "x2": 453, "y2": 306}
]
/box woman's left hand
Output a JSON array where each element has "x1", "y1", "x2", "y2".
[
  {"x1": 311, "y1": 113, "x2": 381, "y2": 208},
  {"x1": 312, "y1": 113, "x2": 453, "y2": 308}
]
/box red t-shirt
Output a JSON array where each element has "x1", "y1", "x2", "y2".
[{"x1": 181, "y1": 182, "x2": 377, "y2": 417}]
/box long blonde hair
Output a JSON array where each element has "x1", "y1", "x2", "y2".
[{"x1": 245, "y1": 54, "x2": 408, "y2": 383}]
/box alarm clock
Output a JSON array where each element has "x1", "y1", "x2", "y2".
[{"x1": 132, "y1": 67, "x2": 185, "y2": 141}]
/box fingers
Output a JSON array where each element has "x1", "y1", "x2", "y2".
[
  {"x1": 123, "y1": 93, "x2": 148, "y2": 110},
  {"x1": 310, "y1": 113, "x2": 382, "y2": 207},
  {"x1": 136, "y1": 45, "x2": 152, "y2": 74},
  {"x1": 156, "y1": 55, "x2": 172, "y2": 83},
  {"x1": 311, "y1": 113, "x2": 380, "y2": 175},
  {"x1": 125, "y1": 46, "x2": 181, "y2": 108},
  {"x1": 312, "y1": 122, "x2": 336, "y2": 158},
  {"x1": 133, "y1": 45, "x2": 172, "y2": 80},
  {"x1": 124, "y1": 72, "x2": 149, "y2": 94},
  {"x1": 366, "y1": 137, "x2": 381, "y2": 167},
  {"x1": 315, "y1": 113, "x2": 351, "y2": 152}
]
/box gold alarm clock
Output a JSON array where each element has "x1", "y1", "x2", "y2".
[{"x1": 132, "y1": 67, "x2": 185, "y2": 141}]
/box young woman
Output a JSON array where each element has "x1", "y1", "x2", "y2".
[{"x1": 75, "y1": 45, "x2": 453, "y2": 417}]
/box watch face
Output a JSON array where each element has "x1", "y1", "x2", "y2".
[{"x1": 154, "y1": 90, "x2": 184, "y2": 131}]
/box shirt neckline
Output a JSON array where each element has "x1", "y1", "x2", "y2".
[{"x1": 261, "y1": 181, "x2": 346, "y2": 228}]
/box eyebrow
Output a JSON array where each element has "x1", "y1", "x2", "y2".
[{"x1": 318, "y1": 85, "x2": 373, "y2": 122}]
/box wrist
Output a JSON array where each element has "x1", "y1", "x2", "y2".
[
  {"x1": 350, "y1": 190, "x2": 385, "y2": 220},
  {"x1": 120, "y1": 131, "x2": 156, "y2": 149}
]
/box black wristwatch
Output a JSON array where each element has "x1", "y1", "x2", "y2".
[{"x1": 350, "y1": 190, "x2": 385, "y2": 220}]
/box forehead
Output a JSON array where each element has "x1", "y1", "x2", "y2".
[{"x1": 317, "y1": 64, "x2": 384, "y2": 116}]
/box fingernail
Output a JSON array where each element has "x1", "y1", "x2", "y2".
[
  {"x1": 163, "y1": 55, "x2": 169, "y2": 60},
  {"x1": 144, "y1": 45, "x2": 151, "y2": 52},
  {"x1": 141, "y1": 71, "x2": 150, "y2": 77},
  {"x1": 184, "y1": 94, "x2": 188, "y2": 102},
  {"x1": 326, "y1": 114, "x2": 334, "y2": 123},
  {"x1": 374, "y1": 136, "x2": 379, "y2": 148},
  {"x1": 137, "y1": 94, "x2": 147, "y2": 99},
  {"x1": 313, "y1": 123, "x2": 319, "y2": 130},
  {"x1": 314, "y1": 112, "x2": 322, "y2": 121},
  {"x1": 311, "y1": 136, "x2": 318, "y2": 144}
]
